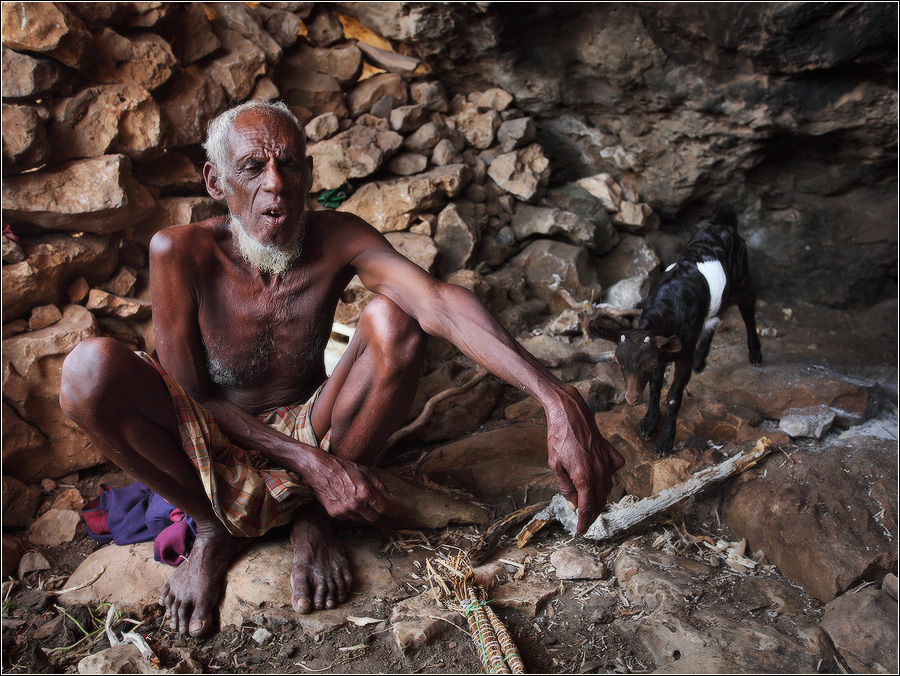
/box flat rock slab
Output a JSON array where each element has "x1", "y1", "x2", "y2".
[
  {"x1": 821, "y1": 587, "x2": 899, "y2": 674},
  {"x1": 612, "y1": 539, "x2": 830, "y2": 673},
  {"x1": 723, "y1": 434, "x2": 897, "y2": 602},
  {"x1": 59, "y1": 542, "x2": 170, "y2": 615},
  {"x1": 219, "y1": 534, "x2": 411, "y2": 635},
  {"x1": 418, "y1": 422, "x2": 553, "y2": 502}
]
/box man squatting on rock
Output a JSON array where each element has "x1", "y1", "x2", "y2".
[{"x1": 60, "y1": 100, "x2": 625, "y2": 637}]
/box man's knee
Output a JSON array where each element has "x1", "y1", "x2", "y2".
[
  {"x1": 358, "y1": 296, "x2": 426, "y2": 365},
  {"x1": 60, "y1": 337, "x2": 132, "y2": 420}
]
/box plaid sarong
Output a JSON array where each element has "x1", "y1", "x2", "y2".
[{"x1": 137, "y1": 352, "x2": 331, "y2": 538}]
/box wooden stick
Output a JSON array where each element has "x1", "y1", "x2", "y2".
[
  {"x1": 387, "y1": 368, "x2": 489, "y2": 447},
  {"x1": 517, "y1": 437, "x2": 772, "y2": 544},
  {"x1": 467, "y1": 502, "x2": 548, "y2": 566}
]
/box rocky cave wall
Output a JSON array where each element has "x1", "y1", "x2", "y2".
[
  {"x1": 1, "y1": 1, "x2": 897, "y2": 484},
  {"x1": 337, "y1": 1, "x2": 899, "y2": 306}
]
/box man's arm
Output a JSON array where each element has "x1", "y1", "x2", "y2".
[
  {"x1": 349, "y1": 228, "x2": 625, "y2": 534},
  {"x1": 148, "y1": 226, "x2": 391, "y2": 523}
]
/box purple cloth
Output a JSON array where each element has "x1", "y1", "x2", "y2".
[{"x1": 82, "y1": 482, "x2": 196, "y2": 566}]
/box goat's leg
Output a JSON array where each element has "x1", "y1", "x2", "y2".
[
  {"x1": 640, "y1": 361, "x2": 665, "y2": 439},
  {"x1": 693, "y1": 318, "x2": 720, "y2": 372},
  {"x1": 656, "y1": 357, "x2": 693, "y2": 456},
  {"x1": 737, "y1": 294, "x2": 762, "y2": 365}
]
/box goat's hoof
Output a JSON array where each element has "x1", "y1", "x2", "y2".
[
  {"x1": 750, "y1": 351, "x2": 762, "y2": 366},
  {"x1": 640, "y1": 423, "x2": 657, "y2": 440},
  {"x1": 655, "y1": 441, "x2": 674, "y2": 457}
]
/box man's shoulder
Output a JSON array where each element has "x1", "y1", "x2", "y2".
[{"x1": 149, "y1": 216, "x2": 229, "y2": 261}]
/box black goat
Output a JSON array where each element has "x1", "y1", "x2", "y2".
[{"x1": 589, "y1": 206, "x2": 762, "y2": 456}]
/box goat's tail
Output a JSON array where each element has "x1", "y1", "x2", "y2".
[{"x1": 711, "y1": 204, "x2": 738, "y2": 230}]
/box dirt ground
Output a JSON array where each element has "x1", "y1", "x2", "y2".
[{"x1": 2, "y1": 298, "x2": 897, "y2": 674}]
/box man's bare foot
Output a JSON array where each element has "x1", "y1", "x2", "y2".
[
  {"x1": 158, "y1": 519, "x2": 245, "y2": 637},
  {"x1": 290, "y1": 511, "x2": 353, "y2": 613}
]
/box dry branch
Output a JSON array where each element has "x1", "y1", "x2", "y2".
[
  {"x1": 467, "y1": 502, "x2": 548, "y2": 566},
  {"x1": 387, "y1": 368, "x2": 489, "y2": 447},
  {"x1": 518, "y1": 437, "x2": 772, "y2": 544}
]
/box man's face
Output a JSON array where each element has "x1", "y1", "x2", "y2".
[{"x1": 217, "y1": 109, "x2": 312, "y2": 249}]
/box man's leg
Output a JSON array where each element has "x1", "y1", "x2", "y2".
[
  {"x1": 290, "y1": 296, "x2": 426, "y2": 613},
  {"x1": 60, "y1": 337, "x2": 244, "y2": 637}
]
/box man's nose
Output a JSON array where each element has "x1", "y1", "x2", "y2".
[{"x1": 261, "y1": 162, "x2": 284, "y2": 192}]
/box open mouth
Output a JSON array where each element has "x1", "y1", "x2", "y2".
[{"x1": 261, "y1": 207, "x2": 287, "y2": 226}]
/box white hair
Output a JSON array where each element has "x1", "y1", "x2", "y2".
[{"x1": 202, "y1": 100, "x2": 306, "y2": 182}]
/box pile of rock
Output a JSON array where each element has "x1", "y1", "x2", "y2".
[{"x1": 2, "y1": 1, "x2": 674, "y2": 483}]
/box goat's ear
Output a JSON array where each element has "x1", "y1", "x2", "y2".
[
  {"x1": 588, "y1": 321, "x2": 624, "y2": 344},
  {"x1": 657, "y1": 336, "x2": 682, "y2": 353}
]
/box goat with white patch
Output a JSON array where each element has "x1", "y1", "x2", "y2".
[{"x1": 589, "y1": 206, "x2": 762, "y2": 456}]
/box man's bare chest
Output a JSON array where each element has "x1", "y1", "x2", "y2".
[{"x1": 196, "y1": 274, "x2": 338, "y2": 389}]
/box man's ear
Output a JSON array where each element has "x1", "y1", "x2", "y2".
[{"x1": 203, "y1": 162, "x2": 227, "y2": 202}]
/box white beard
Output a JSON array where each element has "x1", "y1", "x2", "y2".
[{"x1": 228, "y1": 214, "x2": 305, "y2": 277}]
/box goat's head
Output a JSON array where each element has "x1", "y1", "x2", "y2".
[{"x1": 589, "y1": 322, "x2": 682, "y2": 405}]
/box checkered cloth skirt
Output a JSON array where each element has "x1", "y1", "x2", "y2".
[{"x1": 137, "y1": 352, "x2": 330, "y2": 537}]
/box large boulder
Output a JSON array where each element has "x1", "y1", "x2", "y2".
[
  {"x1": 2, "y1": 154, "x2": 155, "y2": 234},
  {"x1": 1, "y1": 45, "x2": 66, "y2": 99},
  {"x1": 88, "y1": 28, "x2": 178, "y2": 91},
  {"x1": 0, "y1": 2, "x2": 92, "y2": 68},
  {"x1": 156, "y1": 67, "x2": 228, "y2": 148},
  {"x1": 723, "y1": 435, "x2": 897, "y2": 603},
  {"x1": 2, "y1": 305, "x2": 105, "y2": 481},
  {"x1": 307, "y1": 125, "x2": 403, "y2": 192},
  {"x1": 2, "y1": 232, "x2": 119, "y2": 320},
  {"x1": 510, "y1": 238, "x2": 603, "y2": 314},
  {"x1": 47, "y1": 85, "x2": 165, "y2": 162},
  {"x1": 337, "y1": 164, "x2": 472, "y2": 233},
  {"x1": 1, "y1": 102, "x2": 48, "y2": 174}
]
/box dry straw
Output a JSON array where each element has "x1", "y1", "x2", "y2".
[{"x1": 426, "y1": 551, "x2": 525, "y2": 674}]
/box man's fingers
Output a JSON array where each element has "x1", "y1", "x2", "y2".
[
  {"x1": 576, "y1": 487, "x2": 598, "y2": 535},
  {"x1": 555, "y1": 466, "x2": 578, "y2": 512}
]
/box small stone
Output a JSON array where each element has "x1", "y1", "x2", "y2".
[
  {"x1": 50, "y1": 488, "x2": 85, "y2": 512},
  {"x1": 613, "y1": 201, "x2": 660, "y2": 234},
  {"x1": 387, "y1": 152, "x2": 428, "y2": 176},
  {"x1": 2, "y1": 235, "x2": 26, "y2": 264},
  {"x1": 883, "y1": 573, "x2": 898, "y2": 601},
  {"x1": 86, "y1": 289, "x2": 152, "y2": 320},
  {"x1": 304, "y1": 112, "x2": 340, "y2": 143},
  {"x1": 100, "y1": 267, "x2": 138, "y2": 297},
  {"x1": 17, "y1": 551, "x2": 51, "y2": 579},
  {"x1": 779, "y1": 407, "x2": 837, "y2": 439},
  {"x1": 252, "y1": 627, "x2": 273, "y2": 645},
  {"x1": 473, "y1": 87, "x2": 514, "y2": 112},
  {"x1": 27, "y1": 509, "x2": 81, "y2": 547},
  {"x1": 497, "y1": 116, "x2": 537, "y2": 152},
  {"x1": 40, "y1": 479, "x2": 56, "y2": 492},
  {"x1": 306, "y1": 9, "x2": 344, "y2": 47},
  {"x1": 432, "y1": 138, "x2": 463, "y2": 167},
  {"x1": 575, "y1": 173, "x2": 624, "y2": 212},
  {"x1": 67, "y1": 277, "x2": 90, "y2": 304},
  {"x1": 410, "y1": 81, "x2": 449, "y2": 112},
  {"x1": 28, "y1": 304, "x2": 62, "y2": 331},
  {"x1": 487, "y1": 144, "x2": 550, "y2": 203},
  {"x1": 390, "y1": 104, "x2": 429, "y2": 133}
]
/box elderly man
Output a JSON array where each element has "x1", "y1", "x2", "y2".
[{"x1": 60, "y1": 99, "x2": 624, "y2": 637}]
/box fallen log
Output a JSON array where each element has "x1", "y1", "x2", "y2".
[{"x1": 517, "y1": 436, "x2": 772, "y2": 545}]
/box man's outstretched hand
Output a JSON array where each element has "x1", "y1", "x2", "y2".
[{"x1": 546, "y1": 392, "x2": 625, "y2": 534}]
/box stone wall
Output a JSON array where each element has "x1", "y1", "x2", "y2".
[
  {"x1": 1, "y1": 1, "x2": 896, "y2": 482},
  {"x1": 335, "y1": 1, "x2": 899, "y2": 306}
]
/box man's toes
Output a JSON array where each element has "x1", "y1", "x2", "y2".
[
  {"x1": 291, "y1": 575, "x2": 313, "y2": 614},
  {"x1": 188, "y1": 609, "x2": 212, "y2": 637},
  {"x1": 313, "y1": 575, "x2": 329, "y2": 609}
]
